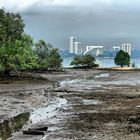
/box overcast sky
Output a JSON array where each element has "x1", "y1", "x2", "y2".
[{"x1": 1, "y1": 0, "x2": 140, "y2": 50}]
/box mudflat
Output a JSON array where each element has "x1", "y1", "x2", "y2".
[{"x1": 1, "y1": 69, "x2": 140, "y2": 140}]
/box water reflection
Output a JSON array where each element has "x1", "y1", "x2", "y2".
[{"x1": 0, "y1": 112, "x2": 30, "y2": 140}]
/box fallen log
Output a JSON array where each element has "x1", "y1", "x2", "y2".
[
  {"x1": 54, "y1": 89, "x2": 70, "y2": 93},
  {"x1": 28, "y1": 126, "x2": 48, "y2": 131},
  {"x1": 23, "y1": 130, "x2": 45, "y2": 135}
]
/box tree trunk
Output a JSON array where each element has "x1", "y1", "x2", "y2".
[{"x1": 4, "y1": 70, "x2": 11, "y2": 77}]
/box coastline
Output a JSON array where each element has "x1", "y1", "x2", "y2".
[{"x1": 1, "y1": 69, "x2": 140, "y2": 140}]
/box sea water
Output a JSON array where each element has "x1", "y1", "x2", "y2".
[{"x1": 63, "y1": 57, "x2": 140, "y2": 68}]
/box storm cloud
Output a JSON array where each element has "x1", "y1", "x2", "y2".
[{"x1": 1, "y1": 0, "x2": 140, "y2": 50}]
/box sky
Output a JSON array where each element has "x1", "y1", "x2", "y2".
[{"x1": 1, "y1": 0, "x2": 140, "y2": 50}]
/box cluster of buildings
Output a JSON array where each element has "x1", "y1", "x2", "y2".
[
  {"x1": 69, "y1": 36, "x2": 104, "y2": 56},
  {"x1": 113, "y1": 44, "x2": 132, "y2": 56},
  {"x1": 69, "y1": 36, "x2": 132, "y2": 57},
  {"x1": 69, "y1": 37, "x2": 82, "y2": 55}
]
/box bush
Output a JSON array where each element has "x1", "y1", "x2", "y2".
[
  {"x1": 114, "y1": 50, "x2": 130, "y2": 67},
  {"x1": 70, "y1": 54, "x2": 98, "y2": 68}
]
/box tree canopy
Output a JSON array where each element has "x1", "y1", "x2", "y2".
[
  {"x1": 0, "y1": 8, "x2": 63, "y2": 76},
  {"x1": 0, "y1": 9, "x2": 24, "y2": 44},
  {"x1": 114, "y1": 50, "x2": 130, "y2": 67},
  {"x1": 47, "y1": 48, "x2": 63, "y2": 70},
  {"x1": 34, "y1": 40, "x2": 62, "y2": 71},
  {"x1": 70, "y1": 54, "x2": 98, "y2": 68}
]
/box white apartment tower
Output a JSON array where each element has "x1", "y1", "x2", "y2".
[
  {"x1": 113, "y1": 44, "x2": 132, "y2": 56},
  {"x1": 69, "y1": 36, "x2": 75, "y2": 53},
  {"x1": 121, "y1": 44, "x2": 131, "y2": 56},
  {"x1": 74, "y1": 42, "x2": 82, "y2": 55}
]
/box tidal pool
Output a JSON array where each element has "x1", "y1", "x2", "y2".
[
  {"x1": 95, "y1": 73, "x2": 110, "y2": 78},
  {"x1": 82, "y1": 99, "x2": 101, "y2": 105}
]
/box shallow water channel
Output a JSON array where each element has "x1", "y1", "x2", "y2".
[
  {"x1": 1, "y1": 71, "x2": 140, "y2": 140},
  {"x1": 0, "y1": 75, "x2": 104, "y2": 140}
]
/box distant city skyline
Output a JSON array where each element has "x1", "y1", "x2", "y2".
[{"x1": 1, "y1": 0, "x2": 140, "y2": 50}]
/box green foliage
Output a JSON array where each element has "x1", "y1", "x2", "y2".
[
  {"x1": 0, "y1": 8, "x2": 63, "y2": 75},
  {"x1": 131, "y1": 62, "x2": 136, "y2": 68},
  {"x1": 0, "y1": 33, "x2": 37, "y2": 72},
  {"x1": 34, "y1": 40, "x2": 49, "y2": 59},
  {"x1": 34, "y1": 40, "x2": 49, "y2": 69},
  {"x1": 70, "y1": 54, "x2": 98, "y2": 68},
  {"x1": 70, "y1": 55, "x2": 82, "y2": 67},
  {"x1": 15, "y1": 34, "x2": 39, "y2": 71},
  {"x1": 34, "y1": 40, "x2": 62, "y2": 70},
  {"x1": 0, "y1": 8, "x2": 24, "y2": 44},
  {"x1": 0, "y1": 8, "x2": 26, "y2": 75},
  {"x1": 48, "y1": 48, "x2": 63, "y2": 70},
  {"x1": 82, "y1": 54, "x2": 96, "y2": 67},
  {"x1": 114, "y1": 50, "x2": 130, "y2": 67}
]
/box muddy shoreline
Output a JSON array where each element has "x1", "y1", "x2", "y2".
[{"x1": 1, "y1": 69, "x2": 140, "y2": 140}]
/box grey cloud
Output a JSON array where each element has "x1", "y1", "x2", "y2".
[
  {"x1": 22, "y1": 5, "x2": 140, "y2": 51},
  {"x1": 1, "y1": 0, "x2": 140, "y2": 49},
  {"x1": 1, "y1": 0, "x2": 139, "y2": 50}
]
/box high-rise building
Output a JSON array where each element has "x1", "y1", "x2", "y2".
[
  {"x1": 113, "y1": 44, "x2": 132, "y2": 56},
  {"x1": 74, "y1": 42, "x2": 82, "y2": 55},
  {"x1": 69, "y1": 36, "x2": 75, "y2": 53},
  {"x1": 121, "y1": 44, "x2": 131, "y2": 56}
]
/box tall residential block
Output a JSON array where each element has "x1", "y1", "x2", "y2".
[
  {"x1": 121, "y1": 44, "x2": 131, "y2": 56},
  {"x1": 69, "y1": 36, "x2": 75, "y2": 53},
  {"x1": 74, "y1": 42, "x2": 81, "y2": 55}
]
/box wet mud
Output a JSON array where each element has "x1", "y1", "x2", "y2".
[{"x1": 0, "y1": 69, "x2": 140, "y2": 139}]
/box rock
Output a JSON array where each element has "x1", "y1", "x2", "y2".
[
  {"x1": 29, "y1": 93, "x2": 32, "y2": 95},
  {"x1": 18, "y1": 93, "x2": 24, "y2": 96},
  {"x1": 59, "y1": 95, "x2": 64, "y2": 98}
]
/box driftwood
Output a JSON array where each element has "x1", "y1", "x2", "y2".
[
  {"x1": 28, "y1": 126, "x2": 48, "y2": 131},
  {"x1": 23, "y1": 126, "x2": 48, "y2": 135},
  {"x1": 23, "y1": 130, "x2": 45, "y2": 135},
  {"x1": 54, "y1": 89, "x2": 70, "y2": 93}
]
